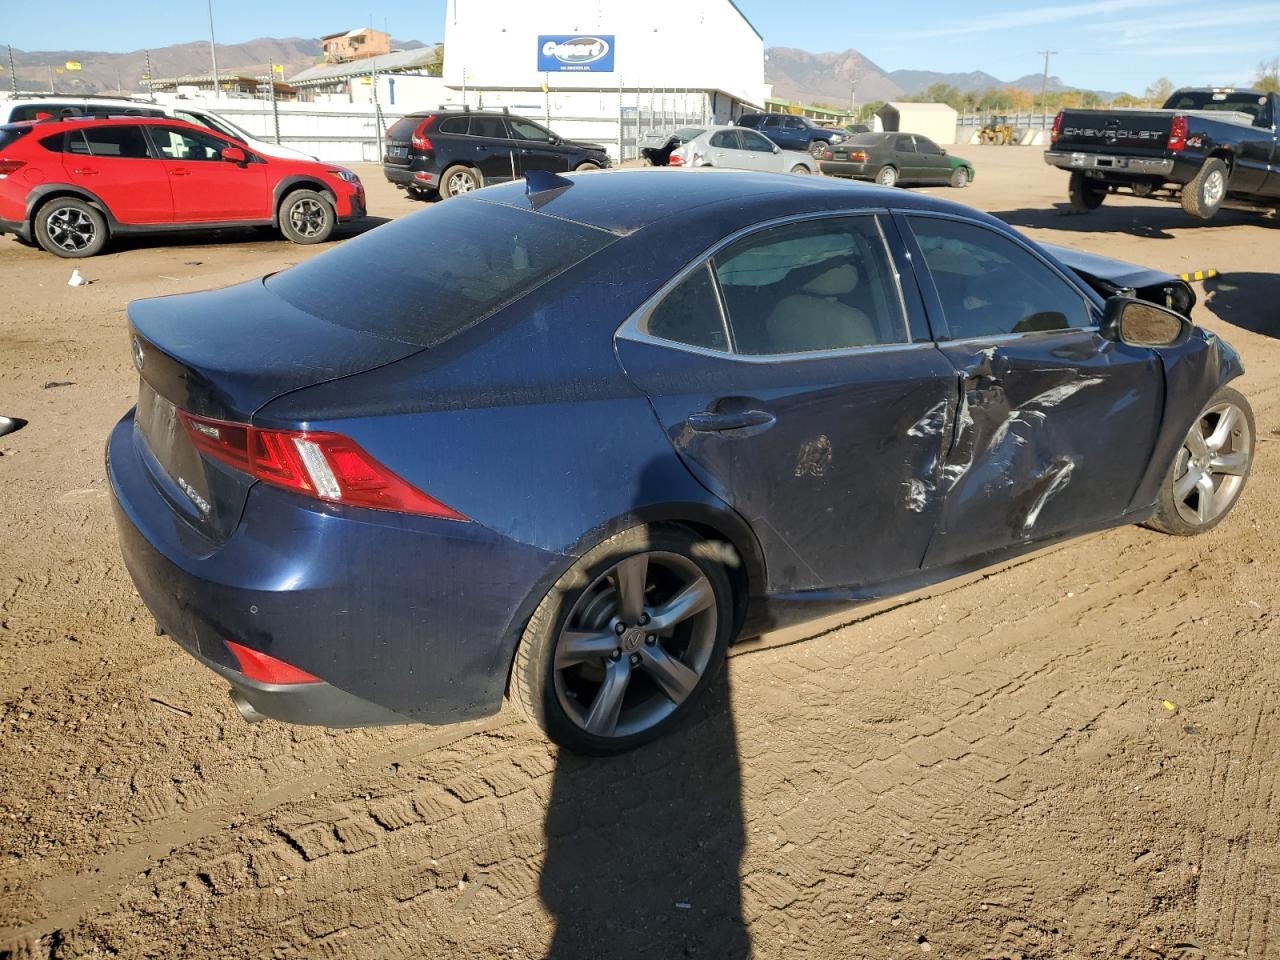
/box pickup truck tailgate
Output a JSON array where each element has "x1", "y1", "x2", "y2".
[{"x1": 1056, "y1": 109, "x2": 1173, "y2": 154}]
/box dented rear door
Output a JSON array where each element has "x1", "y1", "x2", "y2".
[{"x1": 899, "y1": 213, "x2": 1165, "y2": 569}]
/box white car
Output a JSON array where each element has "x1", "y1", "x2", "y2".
[
  {"x1": 654, "y1": 125, "x2": 816, "y2": 175},
  {"x1": 0, "y1": 96, "x2": 316, "y2": 161}
]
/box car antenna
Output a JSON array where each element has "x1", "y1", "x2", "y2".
[{"x1": 524, "y1": 170, "x2": 575, "y2": 210}]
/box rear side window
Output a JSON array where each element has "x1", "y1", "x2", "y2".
[
  {"x1": 894, "y1": 136, "x2": 916, "y2": 152},
  {"x1": 266, "y1": 200, "x2": 615, "y2": 347},
  {"x1": 908, "y1": 217, "x2": 1092, "y2": 337},
  {"x1": 467, "y1": 116, "x2": 509, "y2": 138},
  {"x1": 708, "y1": 130, "x2": 740, "y2": 149},
  {"x1": 640, "y1": 264, "x2": 727, "y2": 351},
  {"x1": 714, "y1": 216, "x2": 908, "y2": 355},
  {"x1": 81, "y1": 125, "x2": 154, "y2": 158}
]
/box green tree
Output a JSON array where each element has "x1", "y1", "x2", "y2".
[
  {"x1": 1256, "y1": 58, "x2": 1280, "y2": 93},
  {"x1": 1082, "y1": 90, "x2": 1103, "y2": 108},
  {"x1": 1144, "y1": 76, "x2": 1174, "y2": 105}
]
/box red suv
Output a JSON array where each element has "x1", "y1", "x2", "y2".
[{"x1": 0, "y1": 116, "x2": 366, "y2": 257}]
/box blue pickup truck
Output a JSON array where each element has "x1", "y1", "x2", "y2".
[
  {"x1": 736, "y1": 113, "x2": 846, "y2": 158},
  {"x1": 1044, "y1": 87, "x2": 1280, "y2": 219}
]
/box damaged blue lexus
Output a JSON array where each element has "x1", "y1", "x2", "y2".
[{"x1": 108, "y1": 169, "x2": 1254, "y2": 755}]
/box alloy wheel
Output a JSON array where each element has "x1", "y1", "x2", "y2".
[
  {"x1": 553, "y1": 550, "x2": 718, "y2": 739},
  {"x1": 288, "y1": 198, "x2": 327, "y2": 238},
  {"x1": 46, "y1": 207, "x2": 96, "y2": 252},
  {"x1": 1203, "y1": 169, "x2": 1226, "y2": 206},
  {"x1": 1173, "y1": 400, "x2": 1252, "y2": 526},
  {"x1": 448, "y1": 171, "x2": 477, "y2": 194}
]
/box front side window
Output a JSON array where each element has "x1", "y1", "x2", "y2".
[
  {"x1": 639, "y1": 264, "x2": 728, "y2": 351},
  {"x1": 914, "y1": 137, "x2": 942, "y2": 155},
  {"x1": 153, "y1": 125, "x2": 229, "y2": 161},
  {"x1": 908, "y1": 217, "x2": 1093, "y2": 338},
  {"x1": 509, "y1": 118, "x2": 552, "y2": 142},
  {"x1": 713, "y1": 217, "x2": 909, "y2": 355},
  {"x1": 80, "y1": 125, "x2": 154, "y2": 158},
  {"x1": 739, "y1": 130, "x2": 775, "y2": 153}
]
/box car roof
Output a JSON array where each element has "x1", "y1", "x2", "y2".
[
  {"x1": 8, "y1": 115, "x2": 210, "y2": 132},
  {"x1": 471, "y1": 167, "x2": 998, "y2": 236}
]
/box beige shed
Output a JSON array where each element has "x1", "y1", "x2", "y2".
[{"x1": 876, "y1": 102, "x2": 960, "y2": 145}]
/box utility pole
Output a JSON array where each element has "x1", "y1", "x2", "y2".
[
  {"x1": 207, "y1": 0, "x2": 221, "y2": 100},
  {"x1": 6, "y1": 45, "x2": 16, "y2": 95},
  {"x1": 1037, "y1": 49, "x2": 1057, "y2": 129},
  {"x1": 145, "y1": 50, "x2": 155, "y2": 98}
]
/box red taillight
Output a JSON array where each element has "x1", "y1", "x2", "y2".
[
  {"x1": 1051, "y1": 110, "x2": 1064, "y2": 146},
  {"x1": 225, "y1": 640, "x2": 321, "y2": 685},
  {"x1": 668, "y1": 153, "x2": 685, "y2": 166},
  {"x1": 0, "y1": 159, "x2": 25, "y2": 178},
  {"x1": 848, "y1": 150, "x2": 868, "y2": 162},
  {"x1": 177, "y1": 411, "x2": 467, "y2": 520},
  {"x1": 411, "y1": 115, "x2": 436, "y2": 151},
  {"x1": 1168, "y1": 115, "x2": 1188, "y2": 152},
  {"x1": 821, "y1": 149, "x2": 833, "y2": 160}
]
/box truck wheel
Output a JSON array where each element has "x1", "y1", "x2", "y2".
[
  {"x1": 1068, "y1": 172, "x2": 1107, "y2": 212},
  {"x1": 1181, "y1": 157, "x2": 1228, "y2": 220}
]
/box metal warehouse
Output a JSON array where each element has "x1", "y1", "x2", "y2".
[{"x1": 441, "y1": 0, "x2": 767, "y2": 160}]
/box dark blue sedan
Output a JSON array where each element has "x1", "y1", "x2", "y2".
[{"x1": 108, "y1": 170, "x2": 1254, "y2": 754}]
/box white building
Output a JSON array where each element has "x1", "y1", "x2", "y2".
[
  {"x1": 876, "y1": 102, "x2": 960, "y2": 146},
  {"x1": 441, "y1": 0, "x2": 766, "y2": 160}
]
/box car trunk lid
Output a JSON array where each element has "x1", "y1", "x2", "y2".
[{"x1": 128, "y1": 278, "x2": 425, "y2": 542}]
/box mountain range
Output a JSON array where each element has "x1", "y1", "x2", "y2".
[{"x1": 764, "y1": 47, "x2": 1124, "y2": 107}]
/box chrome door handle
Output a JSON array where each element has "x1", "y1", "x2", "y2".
[{"x1": 687, "y1": 410, "x2": 775, "y2": 432}]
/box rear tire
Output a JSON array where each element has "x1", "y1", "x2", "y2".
[
  {"x1": 876, "y1": 165, "x2": 898, "y2": 187},
  {"x1": 440, "y1": 164, "x2": 482, "y2": 199},
  {"x1": 808, "y1": 140, "x2": 826, "y2": 159},
  {"x1": 949, "y1": 166, "x2": 969, "y2": 188},
  {"x1": 1145, "y1": 386, "x2": 1254, "y2": 536},
  {"x1": 1181, "y1": 157, "x2": 1229, "y2": 220},
  {"x1": 574, "y1": 162, "x2": 600, "y2": 172},
  {"x1": 1069, "y1": 171, "x2": 1107, "y2": 212},
  {"x1": 34, "y1": 197, "x2": 108, "y2": 258},
  {"x1": 509, "y1": 524, "x2": 734, "y2": 755},
  {"x1": 278, "y1": 190, "x2": 335, "y2": 245}
]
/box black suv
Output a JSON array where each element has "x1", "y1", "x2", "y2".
[
  {"x1": 736, "y1": 113, "x2": 846, "y2": 158},
  {"x1": 383, "y1": 110, "x2": 611, "y2": 199}
]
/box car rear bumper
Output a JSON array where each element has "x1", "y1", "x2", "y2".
[
  {"x1": 1043, "y1": 150, "x2": 1176, "y2": 177},
  {"x1": 818, "y1": 161, "x2": 871, "y2": 179},
  {"x1": 383, "y1": 162, "x2": 438, "y2": 190},
  {"x1": 107, "y1": 409, "x2": 567, "y2": 728}
]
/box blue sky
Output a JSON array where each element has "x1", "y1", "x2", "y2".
[{"x1": 2, "y1": 1, "x2": 1274, "y2": 93}]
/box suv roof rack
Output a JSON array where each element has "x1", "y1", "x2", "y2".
[{"x1": 16, "y1": 92, "x2": 160, "y2": 104}]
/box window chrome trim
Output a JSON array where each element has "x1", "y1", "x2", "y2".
[{"x1": 617, "y1": 207, "x2": 919, "y2": 362}]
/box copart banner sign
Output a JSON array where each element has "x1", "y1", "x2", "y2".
[{"x1": 537, "y1": 35, "x2": 615, "y2": 72}]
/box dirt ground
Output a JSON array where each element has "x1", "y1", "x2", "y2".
[{"x1": 1, "y1": 147, "x2": 1278, "y2": 960}]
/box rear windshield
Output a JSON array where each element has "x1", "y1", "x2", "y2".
[
  {"x1": 387, "y1": 116, "x2": 426, "y2": 140},
  {"x1": 265, "y1": 200, "x2": 615, "y2": 347},
  {"x1": 1164, "y1": 91, "x2": 1271, "y2": 124},
  {"x1": 672, "y1": 127, "x2": 704, "y2": 142},
  {"x1": 847, "y1": 133, "x2": 888, "y2": 146},
  {"x1": 0, "y1": 125, "x2": 29, "y2": 150}
]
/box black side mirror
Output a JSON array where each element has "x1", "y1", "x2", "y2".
[{"x1": 1101, "y1": 296, "x2": 1193, "y2": 348}]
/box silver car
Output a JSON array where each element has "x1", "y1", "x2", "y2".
[{"x1": 667, "y1": 125, "x2": 816, "y2": 175}]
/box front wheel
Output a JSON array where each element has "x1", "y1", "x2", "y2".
[
  {"x1": 1182, "y1": 157, "x2": 1228, "y2": 220},
  {"x1": 34, "y1": 198, "x2": 108, "y2": 258},
  {"x1": 790, "y1": 163, "x2": 811, "y2": 175},
  {"x1": 876, "y1": 165, "x2": 899, "y2": 187},
  {"x1": 509, "y1": 524, "x2": 734, "y2": 755},
  {"x1": 1069, "y1": 171, "x2": 1107, "y2": 212},
  {"x1": 278, "y1": 190, "x2": 335, "y2": 244},
  {"x1": 1146, "y1": 386, "x2": 1254, "y2": 535},
  {"x1": 949, "y1": 166, "x2": 970, "y2": 188}
]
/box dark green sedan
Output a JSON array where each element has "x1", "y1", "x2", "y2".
[{"x1": 819, "y1": 132, "x2": 975, "y2": 188}]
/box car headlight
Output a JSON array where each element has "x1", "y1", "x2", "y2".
[
  {"x1": 830, "y1": 133, "x2": 844, "y2": 143},
  {"x1": 328, "y1": 168, "x2": 361, "y2": 184}
]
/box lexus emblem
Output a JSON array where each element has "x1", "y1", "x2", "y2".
[{"x1": 131, "y1": 336, "x2": 144, "y2": 372}]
